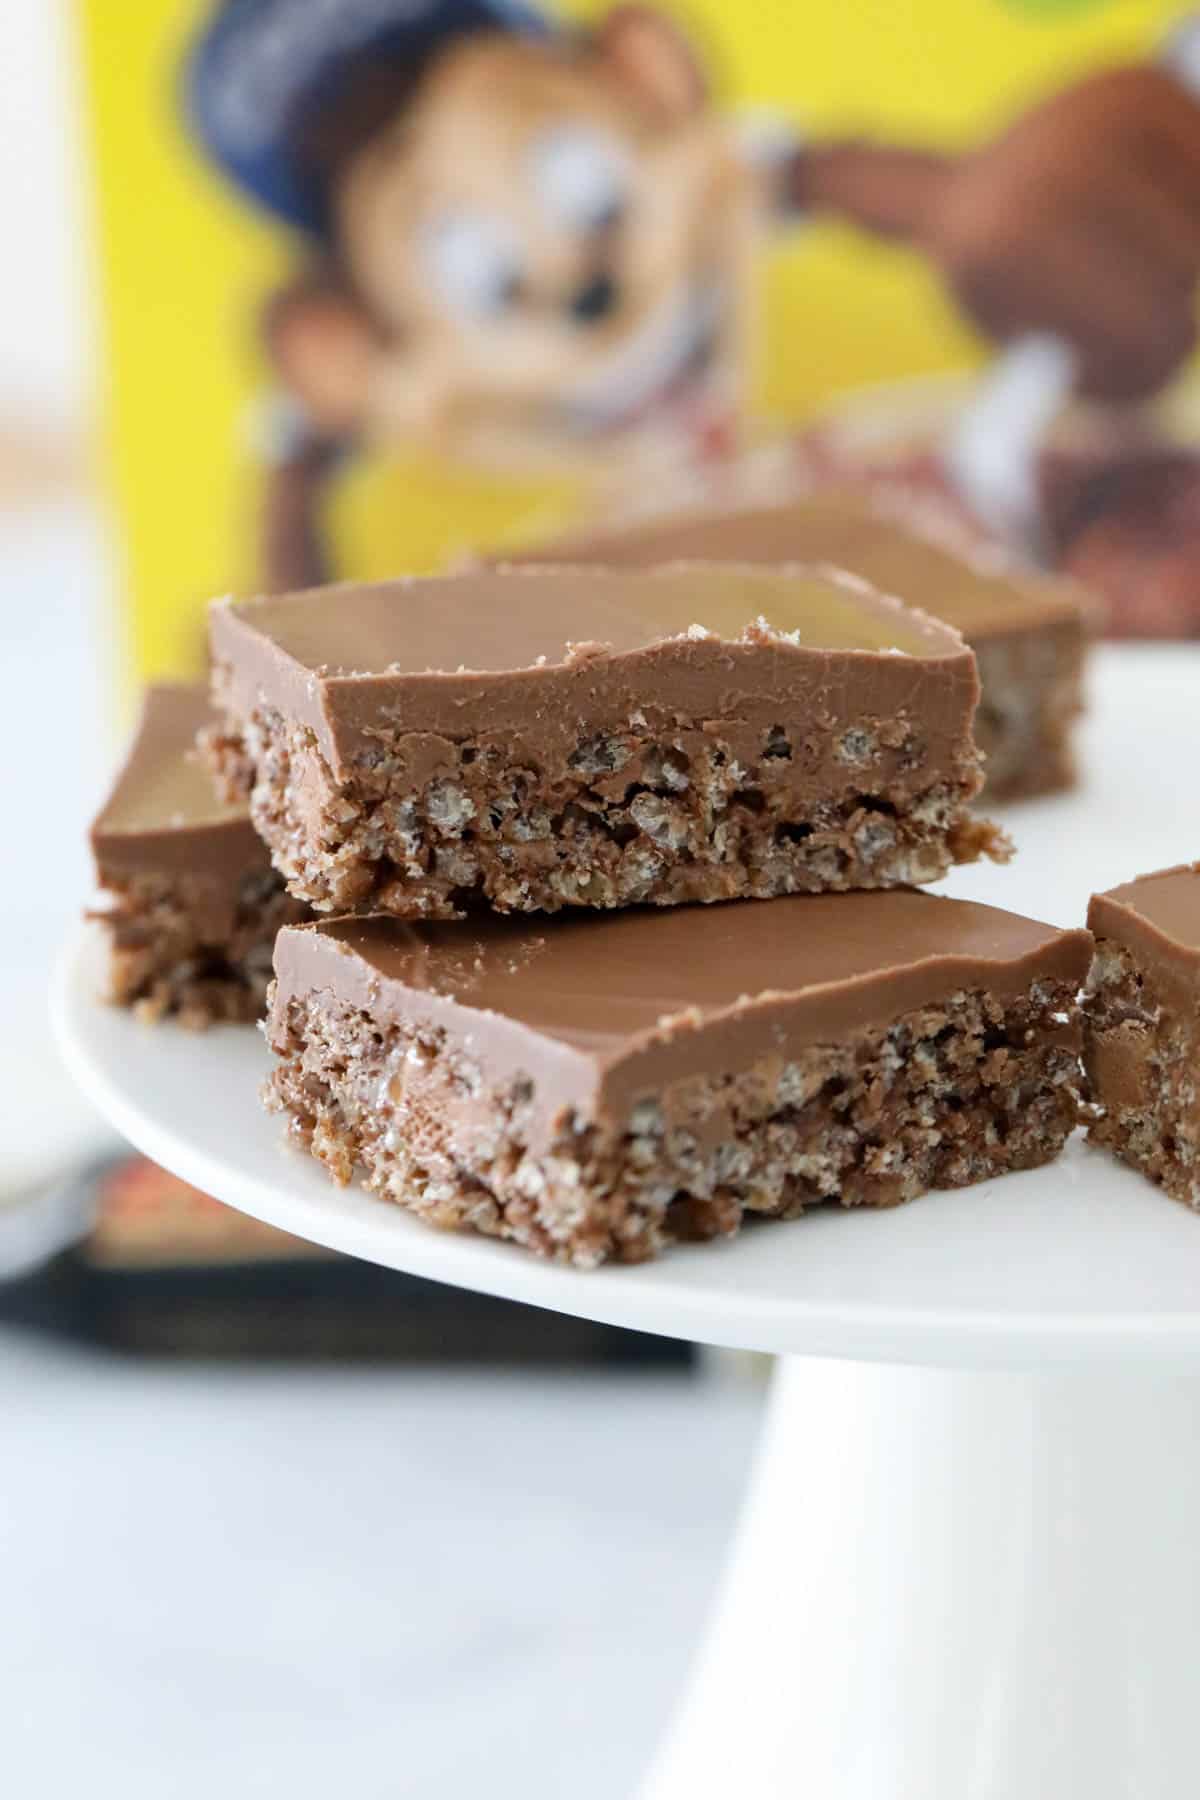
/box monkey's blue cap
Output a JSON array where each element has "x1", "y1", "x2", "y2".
[{"x1": 185, "y1": 0, "x2": 554, "y2": 237}]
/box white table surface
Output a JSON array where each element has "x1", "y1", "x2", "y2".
[{"x1": 0, "y1": 1333, "x2": 760, "y2": 1799}]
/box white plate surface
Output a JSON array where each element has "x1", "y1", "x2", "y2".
[{"x1": 54, "y1": 646, "x2": 1200, "y2": 1368}]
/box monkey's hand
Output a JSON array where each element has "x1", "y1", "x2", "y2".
[
  {"x1": 790, "y1": 66, "x2": 1200, "y2": 407},
  {"x1": 782, "y1": 140, "x2": 954, "y2": 243},
  {"x1": 926, "y1": 66, "x2": 1200, "y2": 404}
]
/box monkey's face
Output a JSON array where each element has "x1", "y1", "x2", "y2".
[{"x1": 333, "y1": 32, "x2": 759, "y2": 461}]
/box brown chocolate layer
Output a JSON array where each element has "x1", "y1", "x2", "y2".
[
  {"x1": 90, "y1": 686, "x2": 307, "y2": 1025},
  {"x1": 271, "y1": 892, "x2": 1091, "y2": 1146},
  {"x1": 268, "y1": 968, "x2": 1084, "y2": 1266},
  {"x1": 1083, "y1": 869, "x2": 1200, "y2": 1208},
  {"x1": 209, "y1": 563, "x2": 978, "y2": 789},
  {"x1": 1088, "y1": 864, "x2": 1200, "y2": 1013},
  {"x1": 507, "y1": 490, "x2": 1087, "y2": 642},
  {"x1": 91, "y1": 685, "x2": 265, "y2": 886}
]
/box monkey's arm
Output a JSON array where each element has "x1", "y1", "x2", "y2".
[
  {"x1": 261, "y1": 434, "x2": 342, "y2": 593},
  {"x1": 778, "y1": 141, "x2": 954, "y2": 241},
  {"x1": 775, "y1": 65, "x2": 1200, "y2": 406}
]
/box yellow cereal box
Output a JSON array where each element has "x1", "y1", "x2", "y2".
[{"x1": 77, "y1": 1, "x2": 1193, "y2": 676}]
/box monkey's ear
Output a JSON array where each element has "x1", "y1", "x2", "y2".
[
  {"x1": 263, "y1": 273, "x2": 379, "y2": 437},
  {"x1": 593, "y1": 5, "x2": 708, "y2": 122}
]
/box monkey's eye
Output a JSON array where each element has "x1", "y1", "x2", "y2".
[
  {"x1": 422, "y1": 213, "x2": 523, "y2": 321},
  {"x1": 529, "y1": 126, "x2": 630, "y2": 234}
]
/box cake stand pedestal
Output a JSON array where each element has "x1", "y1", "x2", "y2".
[
  {"x1": 56, "y1": 648, "x2": 1200, "y2": 1798},
  {"x1": 642, "y1": 1356, "x2": 1200, "y2": 1799}
]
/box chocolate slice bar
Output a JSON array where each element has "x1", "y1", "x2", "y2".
[
  {"x1": 90, "y1": 685, "x2": 307, "y2": 1026},
  {"x1": 1083, "y1": 864, "x2": 1200, "y2": 1207},
  {"x1": 208, "y1": 564, "x2": 1004, "y2": 920},
  {"x1": 265, "y1": 893, "x2": 1091, "y2": 1267},
  {"x1": 509, "y1": 489, "x2": 1088, "y2": 799}
]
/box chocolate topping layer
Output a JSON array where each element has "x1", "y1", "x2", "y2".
[
  {"x1": 271, "y1": 893, "x2": 1091, "y2": 1140},
  {"x1": 210, "y1": 564, "x2": 977, "y2": 786},
  {"x1": 510, "y1": 490, "x2": 1086, "y2": 640},
  {"x1": 1088, "y1": 864, "x2": 1200, "y2": 1007},
  {"x1": 91, "y1": 685, "x2": 265, "y2": 882}
]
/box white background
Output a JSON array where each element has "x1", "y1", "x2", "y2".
[{"x1": 0, "y1": 2, "x2": 114, "y2": 1198}]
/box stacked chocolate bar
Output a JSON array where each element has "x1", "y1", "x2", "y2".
[
  {"x1": 1082, "y1": 864, "x2": 1200, "y2": 1211},
  {"x1": 90, "y1": 685, "x2": 308, "y2": 1026},
  {"x1": 507, "y1": 487, "x2": 1091, "y2": 801},
  {"x1": 87, "y1": 556, "x2": 1107, "y2": 1271}
]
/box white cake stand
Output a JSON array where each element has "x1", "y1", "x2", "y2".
[{"x1": 55, "y1": 646, "x2": 1200, "y2": 1799}]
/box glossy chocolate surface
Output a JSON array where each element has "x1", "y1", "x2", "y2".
[
  {"x1": 273, "y1": 892, "x2": 1091, "y2": 1129},
  {"x1": 210, "y1": 563, "x2": 978, "y2": 786},
  {"x1": 512, "y1": 490, "x2": 1085, "y2": 640},
  {"x1": 1089, "y1": 864, "x2": 1200, "y2": 1007},
  {"x1": 92, "y1": 686, "x2": 265, "y2": 882}
]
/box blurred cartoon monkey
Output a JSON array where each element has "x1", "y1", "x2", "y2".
[
  {"x1": 190, "y1": 1, "x2": 768, "y2": 589},
  {"x1": 190, "y1": 2, "x2": 1200, "y2": 590}
]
